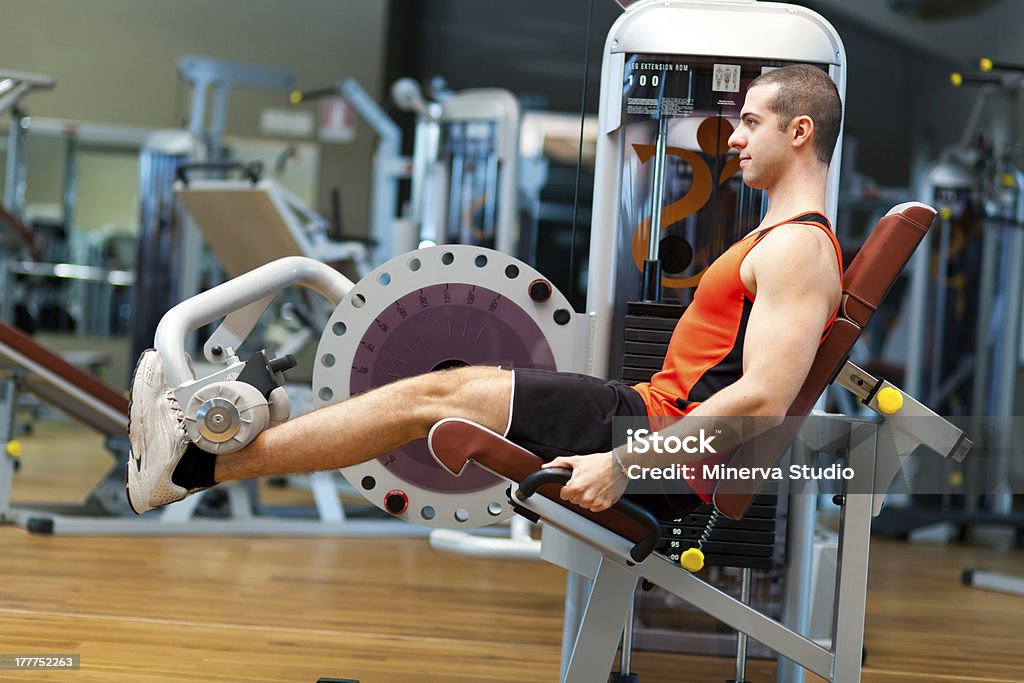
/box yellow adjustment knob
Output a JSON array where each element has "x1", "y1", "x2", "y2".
[
  {"x1": 289, "y1": 90, "x2": 303, "y2": 105},
  {"x1": 876, "y1": 387, "x2": 904, "y2": 415},
  {"x1": 939, "y1": 207, "x2": 953, "y2": 221},
  {"x1": 950, "y1": 72, "x2": 963, "y2": 87},
  {"x1": 680, "y1": 547, "x2": 705, "y2": 573},
  {"x1": 980, "y1": 58, "x2": 993, "y2": 72},
  {"x1": 6, "y1": 440, "x2": 23, "y2": 457}
]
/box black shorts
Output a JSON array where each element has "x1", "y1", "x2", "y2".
[{"x1": 506, "y1": 367, "x2": 702, "y2": 521}]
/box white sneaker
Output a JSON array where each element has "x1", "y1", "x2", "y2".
[{"x1": 126, "y1": 349, "x2": 192, "y2": 514}]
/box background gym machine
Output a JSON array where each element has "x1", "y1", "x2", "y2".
[
  {"x1": 878, "y1": 57, "x2": 1024, "y2": 544},
  {"x1": 131, "y1": 55, "x2": 298, "y2": 365}
]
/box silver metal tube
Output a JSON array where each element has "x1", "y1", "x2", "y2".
[
  {"x1": 187, "y1": 76, "x2": 210, "y2": 140},
  {"x1": 4, "y1": 114, "x2": 19, "y2": 210},
  {"x1": 997, "y1": 227, "x2": 1023, "y2": 416},
  {"x1": 958, "y1": 88, "x2": 994, "y2": 150},
  {"x1": 447, "y1": 124, "x2": 465, "y2": 244},
  {"x1": 4, "y1": 115, "x2": 28, "y2": 216},
  {"x1": 561, "y1": 572, "x2": 592, "y2": 682},
  {"x1": 0, "y1": 82, "x2": 31, "y2": 117},
  {"x1": 340, "y1": 79, "x2": 403, "y2": 264},
  {"x1": 155, "y1": 256, "x2": 352, "y2": 389},
  {"x1": 564, "y1": 559, "x2": 637, "y2": 683},
  {"x1": 412, "y1": 118, "x2": 442, "y2": 242},
  {"x1": 620, "y1": 592, "x2": 634, "y2": 674},
  {"x1": 210, "y1": 84, "x2": 230, "y2": 151},
  {"x1": 341, "y1": 79, "x2": 401, "y2": 148},
  {"x1": 484, "y1": 152, "x2": 500, "y2": 244},
  {"x1": 777, "y1": 447, "x2": 817, "y2": 683},
  {"x1": 964, "y1": 569, "x2": 1024, "y2": 596},
  {"x1": 427, "y1": 527, "x2": 539, "y2": 560},
  {"x1": 972, "y1": 222, "x2": 998, "y2": 415},
  {"x1": 647, "y1": 113, "x2": 669, "y2": 262},
  {"x1": 180, "y1": 76, "x2": 212, "y2": 309},
  {"x1": 62, "y1": 128, "x2": 79, "y2": 236},
  {"x1": 905, "y1": 228, "x2": 931, "y2": 398},
  {"x1": 929, "y1": 214, "x2": 951, "y2": 404},
  {"x1": 737, "y1": 567, "x2": 751, "y2": 682},
  {"x1": 830, "y1": 422, "x2": 877, "y2": 682},
  {"x1": 0, "y1": 376, "x2": 19, "y2": 519}
]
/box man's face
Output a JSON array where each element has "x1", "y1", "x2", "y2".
[{"x1": 727, "y1": 84, "x2": 791, "y2": 190}]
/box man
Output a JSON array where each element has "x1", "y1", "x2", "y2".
[{"x1": 127, "y1": 64, "x2": 843, "y2": 522}]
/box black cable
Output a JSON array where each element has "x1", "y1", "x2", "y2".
[{"x1": 568, "y1": 0, "x2": 595, "y2": 304}]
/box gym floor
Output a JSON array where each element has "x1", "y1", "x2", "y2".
[{"x1": 2, "y1": 419, "x2": 1023, "y2": 682}]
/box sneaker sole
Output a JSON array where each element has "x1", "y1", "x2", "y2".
[{"x1": 125, "y1": 348, "x2": 156, "y2": 515}]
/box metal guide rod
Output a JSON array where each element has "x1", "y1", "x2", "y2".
[
  {"x1": 620, "y1": 592, "x2": 634, "y2": 675},
  {"x1": 641, "y1": 90, "x2": 669, "y2": 302},
  {"x1": 4, "y1": 116, "x2": 27, "y2": 215},
  {"x1": 484, "y1": 134, "x2": 500, "y2": 242},
  {"x1": 648, "y1": 111, "x2": 669, "y2": 262},
  {"x1": 929, "y1": 213, "x2": 951, "y2": 403},
  {"x1": 736, "y1": 567, "x2": 751, "y2": 682},
  {"x1": 448, "y1": 123, "x2": 465, "y2": 243}
]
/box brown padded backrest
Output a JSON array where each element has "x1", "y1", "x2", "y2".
[
  {"x1": 0, "y1": 321, "x2": 129, "y2": 416},
  {"x1": 711, "y1": 203, "x2": 936, "y2": 519}
]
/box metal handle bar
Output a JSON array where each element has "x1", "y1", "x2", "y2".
[{"x1": 517, "y1": 467, "x2": 661, "y2": 562}]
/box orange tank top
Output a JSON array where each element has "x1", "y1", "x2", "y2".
[
  {"x1": 632, "y1": 212, "x2": 843, "y2": 417},
  {"x1": 630, "y1": 212, "x2": 843, "y2": 502}
]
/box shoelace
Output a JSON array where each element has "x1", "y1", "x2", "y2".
[{"x1": 163, "y1": 388, "x2": 189, "y2": 439}]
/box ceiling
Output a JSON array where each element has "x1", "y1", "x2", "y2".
[{"x1": 803, "y1": 0, "x2": 1022, "y2": 68}]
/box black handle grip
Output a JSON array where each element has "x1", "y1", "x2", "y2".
[
  {"x1": 517, "y1": 467, "x2": 573, "y2": 498},
  {"x1": 516, "y1": 467, "x2": 661, "y2": 563},
  {"x1": 175, "y1": 161, "x2": 264, "y2": 187}
]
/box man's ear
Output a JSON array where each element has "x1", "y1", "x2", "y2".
[{"x1": 790, "y1": 115, "x2": 814, "y2": 149}]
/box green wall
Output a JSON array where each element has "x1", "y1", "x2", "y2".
[{"x1": 0, "y1": 0, "x2": 390, "y2": 235}]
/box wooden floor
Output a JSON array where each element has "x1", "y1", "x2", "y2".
[{"x1": 2, "y1": 420, "x2": 1024, "y2": 682}]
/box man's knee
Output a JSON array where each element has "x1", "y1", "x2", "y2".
[{"x1": 414, "y1": 366, "x2": 511, "y2": 430}]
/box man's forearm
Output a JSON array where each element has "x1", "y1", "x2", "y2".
[{"x1": 615, "y1": 378, "x2": 786, "y2": 471}]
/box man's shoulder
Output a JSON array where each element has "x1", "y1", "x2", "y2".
[
  {"x1": 755, "y1": 221, "x2": 836, "y2": 255},
  {"x1": 747, "y1": 222, "x2": 841, "y2": 289}
]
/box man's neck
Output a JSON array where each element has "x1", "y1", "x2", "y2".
[{"x1": 758, "y1": 166, "x2": 829, "y2": 229}]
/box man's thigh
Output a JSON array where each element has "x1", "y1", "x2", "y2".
[
  {"x1": 505, "y1": 368, "x2": 647, "y2": 459},
  {"x1": 504, "y1": 368, "x2": 703, "y2": 522}
]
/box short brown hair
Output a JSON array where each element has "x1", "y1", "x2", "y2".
[{"x1": 748, "y1": 64, "x2": 842, "y2": 165}]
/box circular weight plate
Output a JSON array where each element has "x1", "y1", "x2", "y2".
[
  {"x1": 314, "y1": 245, "x2": 579, "y2": 529},
  {"x1": 349, "y1": 281, "x2": 552, "y2": 492}
]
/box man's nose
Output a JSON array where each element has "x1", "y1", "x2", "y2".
[{"x1": 728, "y1": 129, "x2": 743, "y2": 150}]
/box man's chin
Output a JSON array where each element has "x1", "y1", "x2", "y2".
[{"x1": 742, "y1": 172, "x2": 766, "y2": 190}]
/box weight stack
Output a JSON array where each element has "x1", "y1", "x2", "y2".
[
  {"x1": 619, "y1": 301, "x2": 684, "y2": 384},
  {"x1": 658, "y1": 494, "x2": 780, "y2": 570}
]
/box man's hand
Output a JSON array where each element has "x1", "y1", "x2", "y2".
[{"x1": 541, "y1": 452, "x2": 628, "y2": 512}]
